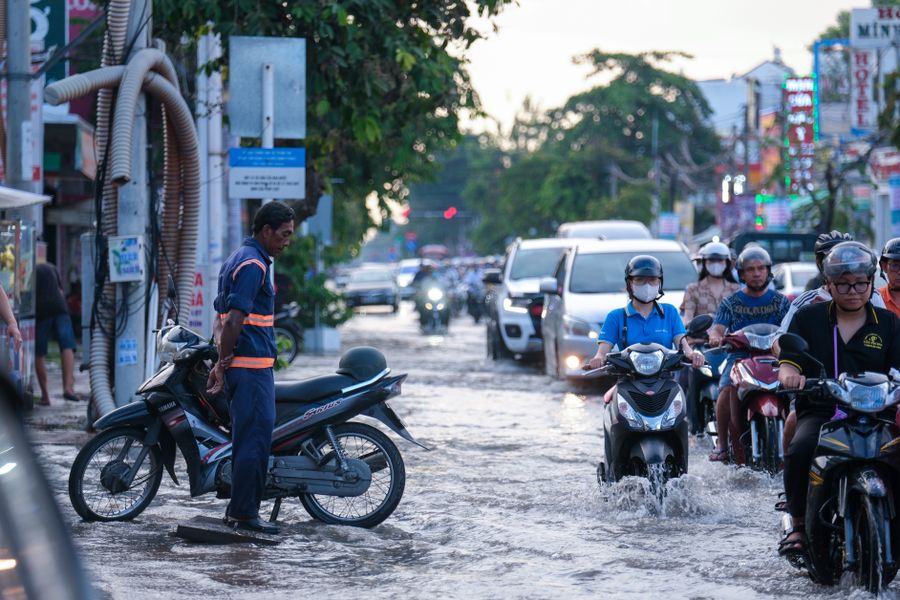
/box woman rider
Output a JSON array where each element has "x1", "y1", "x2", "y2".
[
  {"x1": 681, "y1": 242, "x2": 741, "y2": 433},
  {"x1": 589, "y1": 255, "x2": 705, "y2": 370}
]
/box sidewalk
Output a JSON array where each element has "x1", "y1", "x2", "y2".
[{"x1": 23, "y1": 354, "x2": 93, "y2": 447}]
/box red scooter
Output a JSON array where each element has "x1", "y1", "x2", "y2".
[{"x1": 720, "y1": 323, "x2": 785, "y2": 472}]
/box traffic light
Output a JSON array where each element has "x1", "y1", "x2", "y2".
[
  {"x1": 443, "y1": 206, "x2": 457, "y2": 220},
  {"x1": 401, "y1": 206, "x2": 411, "y2": 218}
]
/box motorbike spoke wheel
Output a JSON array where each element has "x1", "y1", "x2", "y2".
[
  {"x1": 299, "y1": 422, "x2": 405, "y2": 528},
  {"x1": 274, "y1": 326, "x2": 300, "y2": 364},
  {"x1": 68, "y1": 427, "x2": 162, "y2": 522},
  {"x1": 851, "y1": 494, "x2": 888, "y2": 593}
]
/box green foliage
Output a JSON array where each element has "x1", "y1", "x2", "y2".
[
  {"x1": 154, "y1": 0, "x2": 513, "y2": 261},
  {"x1": 277, "y1": 237, "x2": 353, "y2": 329}
]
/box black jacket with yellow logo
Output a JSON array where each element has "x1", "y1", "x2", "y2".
[{"x1": 780, "y1": 301, "x2": 900, "y2": 416}]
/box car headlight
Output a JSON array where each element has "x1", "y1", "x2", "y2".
[
  {"x1": 563, "y1": 315, "x2": 599, "y2": 339},
  {"x1": 630, "y1": 350, "x2": 663, "y2": 376},
  {"x1": 661, "y1": 390, "x2": 685, "y2": 428},
  {"x1": 427, "y1": 287, "x2": 444, "y2": 302},
  {"x1": 502, "y1": 295, "x2": 529, "y2": 314},
  {"x1": 617, "y1": 394, "x2": 643, "y2": 429}
]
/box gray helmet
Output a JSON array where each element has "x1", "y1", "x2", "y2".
[
  {"x1": 336, "y1": 347, "x2": 388, "y2": 381},
  {"x1": 822, "y1": 241, "x2": 877, "y2": 281},
  {"x1": 699, "y1": 242, "x2": 731, "y2": 261},
  {"x1": 736, "y1": 246, "x2": 772, "y2": 271},
  {"x1": 881, "y1": 237, "x2": 900, "y2": 261}
]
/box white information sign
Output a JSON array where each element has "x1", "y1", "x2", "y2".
[{"x1": 108, "y1": 235, "x2": 144, "y2": 282}]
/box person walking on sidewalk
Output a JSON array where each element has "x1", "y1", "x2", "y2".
[
  {"x1": 34, "y1": 262, "x2": 80, "y2": 405},
  {"x1": 207, "y1": 201, "x2": 295, "y2": 535}
]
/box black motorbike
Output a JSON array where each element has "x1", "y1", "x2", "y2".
[
  {"x1": 273, "y1": 301, "x2": 302, "y2": 364},
  {"x1": 590, "y1": 315, "x2": 712, "y2": 491},
  {"x1": 68, "y1": 281, "x2": 425, "y2": 529},
  {"x1": 416, "y1": 283, "x2": 451, "y2": 334},
  {"x1": 466, "y1": 286, "x2": 486, "y2": 324},
  {"x1": 691, "y1": 346, "x2": 725, "y2": 439},
  {"x1": 779, "y1": 333, "x2": 900, "y2": 593}
]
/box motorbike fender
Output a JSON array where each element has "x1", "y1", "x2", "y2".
[
  {"x1": 850, "y1": 467, "x2": 888, "y2": 499},
  {"x1": 748, "y1": 394, "x2": 780, "y2": 419},
  {"x1": 630, "y1": 436, "x2": 674, "y2": 466},
  {"x1": 157, "y1": 427, "x2": 179, "y2": 486},
  {"x1": 363, "y1": 402, "x2": 430, "y2": 450},
  {"x1": 93, "y1": 399, "x2": 153, "y2": 430}
]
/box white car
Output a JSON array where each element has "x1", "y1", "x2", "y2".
[
  {"x1": 556, "y1": 220, "x2": 652, "y2": 240},
  {"x1": 540, "y1": 239, "x2": 698, "y2": 380},
  {"x1": 485, "y1": 237, "x2": 583, "y2": 360},
  {"x1": 772, "y1": 261, "x2": 819, "y2": 302}
]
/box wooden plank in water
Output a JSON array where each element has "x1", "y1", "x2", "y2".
[{"x1": 174, "y1": 515, "x2": 281, "y2": 545}]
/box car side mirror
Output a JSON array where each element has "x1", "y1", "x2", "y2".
[
  {"x1": 482, "y1": 269, "x2": 502, "y2": 285},
  {"x1": 539, "y1": 277, "x2": 559, "y2": 295},
  {"x1": 686, "y1": 314, "x2": 713, "y2": 337},
  {"x1": 777, "y1": 332, "x2": 808, "y2": 354}
]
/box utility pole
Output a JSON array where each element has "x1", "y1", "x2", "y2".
[
  {"x1": 6, "y1": 0, "x2": 38, "y2": 224},
  {"x1": 114, "y1": 0, "x2": 151, "y2": 406},
  {"x1": 651, "y1": 114, "x2": 660, "y2": 236}
]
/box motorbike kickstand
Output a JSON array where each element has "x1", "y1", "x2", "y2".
[
  {"x1": 326, "y1": 426, "x2": 351, "y2": 472},
  {"x1": 269, "y1": 497, "x2": 282, "y2": 523}
]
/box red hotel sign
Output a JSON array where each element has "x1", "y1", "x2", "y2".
[{"x1": 783, "y1": 76, "x2": 817, "y2": 195}]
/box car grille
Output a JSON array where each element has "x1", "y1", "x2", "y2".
[{"x1": 627, "y1": 388, "x2": 671, "y2": 416}]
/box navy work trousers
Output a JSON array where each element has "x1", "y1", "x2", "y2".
[{"x1": 225, "y1": 366, "x2": 275, "y2": 520}]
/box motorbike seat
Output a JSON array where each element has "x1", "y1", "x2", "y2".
[{"x1": 274, "y1": 374, "x2": 357, "y2": 405}]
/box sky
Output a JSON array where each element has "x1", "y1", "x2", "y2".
[{"x1": 463, "y1": 0, "x2": 863, "y2": 133}]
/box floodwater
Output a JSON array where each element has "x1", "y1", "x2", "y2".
[{"x1": 35, "y1": 305, "x2": 897, "y2": 599}]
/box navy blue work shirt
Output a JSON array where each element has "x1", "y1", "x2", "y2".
[{"x1": 213, "y1": 237, "x2": 276, "y2": 368}]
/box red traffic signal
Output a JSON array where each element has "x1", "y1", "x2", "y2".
[
  {"x1": 401, "y1": 206, "x2": 411, "y2": 218},
  {"x1": 443, "y1": 206, "x2": 457, "y2": 220}
]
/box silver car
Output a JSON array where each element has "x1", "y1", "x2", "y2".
[{"x1": 540, "y1": 239, "x2": 698, "y2": 380}]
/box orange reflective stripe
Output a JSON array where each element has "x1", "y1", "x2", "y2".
[
  {"x1": 230, "y1": 356, "x2": 275, "y2": 369},
  {"x1": 218, "y1": 313, "x2": 273, "y2": 326},
  {"x1": 232, "y1": 258, "x2": 267, "y2": 281}
]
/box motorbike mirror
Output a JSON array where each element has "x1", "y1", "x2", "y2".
[
  {"x1": 685, "y1": 314, "x2": 713, "y2": 337},
  {"x1": 166, "y1": 274, "x2": 179, "y2": 324},
  {"x1": 539, "y1": 277, "x2": 559, "y2": 295},
  {"x1": 777, "y1": 333, "x2": 808, "y2": 355},
  {"x1": 482, "y1": 269, "x2": 502, "y2": 285}
]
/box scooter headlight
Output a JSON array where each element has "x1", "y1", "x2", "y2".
[
  {"x1": 661, "y1": 390, "x2": 685, "y2": 428},
  {"x1": 630, "y1": 350, "x2": 663, "y2": 376},
  {"x1": 427, "y1": 287, "x2": 444, "y2": 302},
  {"x1": 699, "y1": 365, "x2": 713, "y2": 378},
  {"x1": 616, "y1": 394, "x2": 643, "y2": 429},
  {"x1": 845, "y1": 381, "x2": 888, "y2": 413}
]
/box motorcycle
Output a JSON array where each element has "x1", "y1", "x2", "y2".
[
  {"x1": 589, "y1": 315, "x2": 711, "y2": 492},
  {"x1": 719, "y1": 323, "x2": 785, "y2": 472},
  {"x1": 68, "y1": 279, "x2": 425, "y2": 529},
  {"x1": 778, "y1": 333, "x2": 900, "y2": 593},
  {"x1": 416, "y1": 283, "x2": 451, "y2": 334},
  {"x1": 273, "y1": 301, "x2": 302, "y2": 364},
  {"x1": 466, "y1": 285, "x2": 486, "y2": 324},
  {"x1": 690, "y1": 346, "x2": 725, "y2": 438}
]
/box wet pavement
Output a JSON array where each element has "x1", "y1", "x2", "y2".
[{"x1": 30, "y1": 306, "x2": 897, "y2": 599}]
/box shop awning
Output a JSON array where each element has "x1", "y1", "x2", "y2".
[{"x1": 0, "y1": 185, "x2": 51, "y2": 209}]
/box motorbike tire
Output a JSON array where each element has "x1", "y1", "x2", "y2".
[
  {"x1": 853, "y1": 493, "x2": 890, "y2": 593},
  {"x1": 68, "y1": 427, "x2": 163, "y2": 522},
  {"x1": 274, "y1": 324, "x2": 301, "y2": 364},
  {"x1": 762, "y1": 417, "x2": 781, "y2": 475},
  {"x1": 299, "y1": 422, "x2": 406, "y2": 528}
]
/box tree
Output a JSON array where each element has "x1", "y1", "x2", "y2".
[{"x1": 154, "y1": 0, "x2": 514, "y2": 258}]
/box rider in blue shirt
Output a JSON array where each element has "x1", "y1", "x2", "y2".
[{"x1": 589, "y1": 256, "x2": 704, "y2": 369}]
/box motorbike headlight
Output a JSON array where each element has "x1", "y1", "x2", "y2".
[
  {"x1": 427, "y1": 287, "x2": 444, "y2": 302},
  {"x1": 563, "y1": 315, "x2": 599, "y2": 339},
  {"x1": 661, "y1": 390, "x2": 685, "y2": 428},
  {"x1": 630, "y1": 350, "x2": 663, "y2": 376},
  {"x1": 736, "y1": 362, "x2": 758, "y2": 387},
  {"x1": 156, "y1": 325, "x2": 201, "y2": 364},
  {"x1": 616, "y1": 394, "x2": 643, "y2": 429},
  {"x1": 845, "y1": 381, "x2": 888, "y2": 413},
  {"x1": 825, "y1": 380, "x2": 849, "y2": 404},
  {"x1": 699, "y1": 365, "x2": 713, "y2": 378}
]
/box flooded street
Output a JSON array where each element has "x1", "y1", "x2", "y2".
[{"x1": 35, "y1": 307, "x2": 895, "y2": 599}]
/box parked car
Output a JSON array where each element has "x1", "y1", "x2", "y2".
[
  {"x1": 555, "y1": 220, "x2": 652, "y2": 240},
  {"x1": 484, "y1": 237, "x2": 582, "y2": 361},
  {"x1": 773, "y1": 261, "x2": 819, "y2": 301},
  {"x1": 540, "y1": 239, "x2": 697, "y2": 380},
  {"x1": 343, "y1": 266, "x2": 400, "y2": 311}
]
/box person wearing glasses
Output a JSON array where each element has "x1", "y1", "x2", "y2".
[
  {"x1": 777, "y1": 242, "x2": 900, "y2": 556},
  {"x1": 878, "y1": 237, "x2": 900, "y2": 318}
]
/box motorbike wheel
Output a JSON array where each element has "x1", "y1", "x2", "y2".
[
  {"x1": 762, "y1": 417, "x2": 782, "y2": 475},
  {"x1": 274, "y1": 325, "x2": 301, "y2": 364},
  {"x1": 299, "y1": 422, "x2": 406, "y2": 528},
  {"x1": 68, "y1": 427, "x2": 163, "y2": 522},
  {"x1": 852, "y1": 493, "x2": 890, "y2": 593}
]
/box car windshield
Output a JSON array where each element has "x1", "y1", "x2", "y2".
[
  {"x1": 788, "y1": 266, "x2": 817, "y2": 289},
  {"x1": 569, "y1": 250, "x2": 697, "y2": 293},
  {"x1": 509, "y1": 247, "x2": 567, "y2": 280},
  {"x1": 349, "y1": 269, "x2": 393, "y2": 283}
]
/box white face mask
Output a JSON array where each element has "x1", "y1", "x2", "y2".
[
  {"x1": 706, "y1": 262, "x2": 726, "y2": 277},
  {"x1": 632, "y1": 283, "x2": 659, "y2": 303}
]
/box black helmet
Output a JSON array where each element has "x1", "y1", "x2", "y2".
[
  {"x1": 815, "y1": 230, "x2": 853, "y2": 256},
  {"x1": 736, "y1": 246, "x2": 772, "y2": 271},
  {"x1": 881, "y1": 237, "x2": 900, "y2": 261},
  {"x1": 698, "y1": 242, "x2": 730, "y2": 261},
  {"x1": 822, "y1": 241, "x2": 877, "y2": 281},
  {"x1": 625, "y1": 255, "x2": 663, "y2": 280},
  {"x1": 336, "y1": 346, "x2": 388, "y2": 381}
]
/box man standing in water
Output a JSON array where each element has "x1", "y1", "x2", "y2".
[{"x1": 207, "y1": 201, "x2": 295, "y2": 534}]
